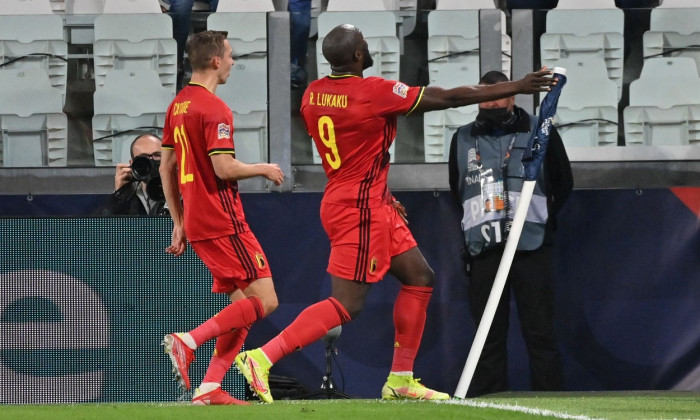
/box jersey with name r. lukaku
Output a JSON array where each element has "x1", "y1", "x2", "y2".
[
  {"x1": 301, "y1": 75, "x2": 423, "y2": 208},
  {"x1": 162, "y1": 83, "x2": 250, "y2": 242}
]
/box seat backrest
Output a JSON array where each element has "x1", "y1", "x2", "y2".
[
  {"x1": 103, "y1": 0, "x2": 161, "y2": 13},
  {"x1": 0, "y1": 14, "x2": 64, "y2": 43},
  {"x1": 65, "y1": 0, "x2": 105, "y2": 14},
  {"x1": 435, "y1": 0, "x2": 497, "y2": 9},
  {"x1": 3, "y1": 0, "x2": 54, "y2": 14},
  {"x1": 94, "y1": 13, "x2": 173, "y2": 41},
  {"x1": 318, "y1": 11, "x2": 397, "y2": 38},
  {"x1": 649, "y1": 8, "x2": 700, "y2": 35},
  {"x1": 546, "y1": 8, "x2": 624, "y2": 36},
  {"x1": 216, "y1": 0, "x2": 274, "y2": 12},
  {"x1": 658, "y1": 0, "x2": 698, "y2": 7},
  {"x1": 629, "y1": 57, "x2": 700, "y2": 108},
  {"x1": 556, "y1": 0, "x2": 617, "y2": 9},
  {"x1": 326, "y1": 0, "x2": 396, "y2": 11},
  {"x1": 50, "y1": 0, "x2": 65, "y2": 13},
  {"x1": 0, "y1": 69, "x2": 63, "y2": 116},
  {"x1": 93, "y1": 70, "x2": 174, "y2": 116},
  {"x1": 208, "y1": 11, "x2": 267, "y2": 51},
  {"x1": 552, "y1": 58, "x2": 618, "y2": 109}
]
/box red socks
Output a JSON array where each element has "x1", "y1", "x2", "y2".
[
  {"x1": 261, "y1": 297, "x2": 350, "y2": 364},
  {"x1": 189, "y1": 296, "x2": 264, "y2": 346},
  {"x1": 391, "y1": 285, "x2": 432, "y2": 372},
  {"x1": 202, "y1": 325, "x2": 250, "y2": 384}
]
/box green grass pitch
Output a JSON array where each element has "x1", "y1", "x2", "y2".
[{"x1": 2, "y1": 392, "x2": 699, "y2": 420}]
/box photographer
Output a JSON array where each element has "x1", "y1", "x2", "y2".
[{"x1": 99, "y1": 134, "x2": 168, "y2": 216}]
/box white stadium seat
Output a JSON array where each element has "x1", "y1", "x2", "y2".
[
  {"x1": 541, "y1": 58, "x2": 618, "y2": 147},
  {"x1": 541, "y1": 7, "x2": 624, "y2": 100},
  {"x1": 0, "y1": 69, "x2": 67, "y2": 167},
  {"x1": 624, "y1": 57, "x2": 700, "y2": 146},
  {"x1": 643, "y1": 7, "x2": 700, "y2": 78},
  {"x1": 0, "y1": 14, "x2": 68, "y2": 105},
  {"x1": 92, "y1": 70, "x2": 174, "y2": 166},
  {"x1": 93, "y1": 13, "x2": 177, "y2": 92}
]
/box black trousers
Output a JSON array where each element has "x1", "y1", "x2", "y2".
[{"x1": 466, "y1": 244, "x2": 563, "y2": 397}]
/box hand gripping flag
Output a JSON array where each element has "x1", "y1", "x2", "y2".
[
  {"x1": 522, "y1": 67, "x2": 568, "y2": 180},
  {"x1": 454, "y1": 67, "x2": 567, "y2": 400}
]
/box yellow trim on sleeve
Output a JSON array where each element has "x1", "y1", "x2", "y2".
[
  {"x1": 208, "y1": 150, "x2": 235, "y2": 156},
  {"x1": 405, "y1": 86, "x2": 425, "y2": 117}
]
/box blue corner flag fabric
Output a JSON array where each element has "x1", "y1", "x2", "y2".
[{"x1": 522, "y1": 68, "x2": 567, "y2": 180}]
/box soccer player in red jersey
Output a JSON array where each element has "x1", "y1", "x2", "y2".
[
  {"x1": 235, "y1": 24, "x2": 556, "y2": 402},
  {"x1": 159, "y1": 31, "x2": 284, "y2": 406}
]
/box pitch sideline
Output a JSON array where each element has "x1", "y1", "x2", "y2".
[{"x1": 442, "y1": 398, "x2": 602, "y2": 420}]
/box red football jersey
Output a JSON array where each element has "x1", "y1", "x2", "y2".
[
  {"x1": 162, "y1": 83, "x2": 249, "y2": 241},
  {"x1": 300, "y1": 75, "x2": 423, "y2": 208}
]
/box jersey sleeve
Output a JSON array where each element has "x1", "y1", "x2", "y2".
[
  {"x1": 369, "y1": 77, "x2": 424, "y2": 117},
  {"x1": 161, "y1": 103, "x2": 175, "y2": 150},
  {"x1": 203, "y1": 101, "x2": 235, "y2": 155}
]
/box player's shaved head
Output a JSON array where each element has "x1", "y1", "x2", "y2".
[{"x1": 322, "y1": 24, "x2": 366, "y2": 69}]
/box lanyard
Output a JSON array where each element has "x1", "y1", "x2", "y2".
[{"x1": 474, "y1": 134, "x2": 518, "y2": 175}]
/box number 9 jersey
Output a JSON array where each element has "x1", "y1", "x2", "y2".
[
  {"x1": 162, "y1": 83, "x2": 250, "y2": 242},
  {"x1": 300, "y1": 75, "x2": 424, "y2": 209}
]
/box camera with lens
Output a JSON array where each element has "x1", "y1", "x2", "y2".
[{"x1": 130, "y1": 155, "x2": 164, "y2": 202}]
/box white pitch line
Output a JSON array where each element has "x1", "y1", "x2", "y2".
[{"x1": 442, "y1": 398, "x2": 605, "y2": 420}]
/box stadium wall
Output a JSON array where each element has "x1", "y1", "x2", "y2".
[{"x1": 0, "y1": 189, "x2": 698, "y2": 402}]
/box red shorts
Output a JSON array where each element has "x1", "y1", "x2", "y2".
[
  {"x1": 190, "y1": 231, "x2": 272, "y2": 294},
  {"x1": 320, "y1": 202, "x2": 417, "y2": 283}
]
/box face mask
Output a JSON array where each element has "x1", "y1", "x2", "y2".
[{"x1": 476, "y1": 107, "x2": 513, "y2": 125}]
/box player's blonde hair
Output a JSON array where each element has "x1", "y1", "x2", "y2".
[{"x1": 186, "y1": 30, "x2": 229, "y2": 71}]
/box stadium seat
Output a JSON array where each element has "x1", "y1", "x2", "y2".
[
  {"x1": 540, "y1": 7, "x2": 624, "y2": 100},
  {"x1": 65, "y1": 0, "x2": 105, "y2": 14},
  {"x1": 208, "y1": 12, "x2": 269, "y2": 163},
  {"x1": 216, "y1": 0, "x2": 274, "y2": 12},
  {"x1": 0, "y1": 14, "x2": 68, "y2": 105},
  {"x1": 103, "y1": 0, "x2": 161, "y2": 13},
  {"x1": 0, "y1": 69, "x2": 67, "y2": 167},
  {"x1": 623, "y1": 57, "x2": 700, "y2": 146},
  {"x1": 643, "y1": 7, "x2": 700, "y2": 77},
  {"x1": 435, "y1": 0, "x2": 498, "y2": 9},
  {"x1": 555, "y1": 0, "x2": 617, "y2": 8},
  {"x1": 423, "y1": 65, "x2": 479, "y2": 162},
  {"x1": 427, "y1": 9, "x2": 511, "y2": 81},
  {"x1": 93, "y1": 13, "x2": 177, "y2": 92},
  {"x1": 92, "y1": 70, "x2": 174, "y2": 166},
  {"x1": 4, "y1": 0, "x2": 54, "y2": 14},
  {"x1": 541, "y1": 58, "x2": 618, "y2": 147}
]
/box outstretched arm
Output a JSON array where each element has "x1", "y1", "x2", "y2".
[{"x1": 412, "y1": 69, "x2": 556, "y2": 114}]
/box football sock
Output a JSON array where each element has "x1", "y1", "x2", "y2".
[
  {"x1": 261, "y1": 297, "x2": 350, "y2": 364},
  {"x1": 202, "y1": 325, "x2": 250, "y2": 385},
  {"x1": 190, "y1": 296, "x2": 263, "y2": 346},
  {"x1": 391, "y1": 285, "x2": 432, "y2": 373}
]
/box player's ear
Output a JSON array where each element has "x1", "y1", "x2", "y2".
[
  {"x1": 352, "y1": 49, "x2": 361, "y2": 63},
  {"x1": 211, "y1": 55, "x2": 221, "y2": 69}
]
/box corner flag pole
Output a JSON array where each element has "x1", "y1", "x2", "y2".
[{"x1": 454, "y1": 68, "x2": 567, "y2": 399}]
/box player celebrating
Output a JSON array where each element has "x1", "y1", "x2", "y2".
[
  {"x1": 235, "y1": 24, "x2": 556, "y2": 402},
  {"x1": 159, "y1": 31, "x2": 284, "y2": 405}
]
